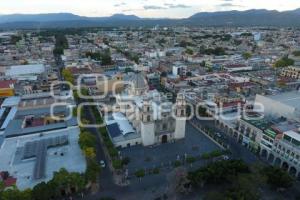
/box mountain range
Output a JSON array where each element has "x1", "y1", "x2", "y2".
[{"x1": 1, "y1": 9, "x2": 300, "y2": 29}]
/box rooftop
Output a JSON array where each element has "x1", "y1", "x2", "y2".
[
  {"x1": 266, "y1": 91, "x2": 300, "y2": 109},
  {"x1": 0, "y1": 127, "x2": 86, "y2": 190}
]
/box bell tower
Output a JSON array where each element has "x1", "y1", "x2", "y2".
[
  {"x1": 174, "y1": 93, "x2": 186, "y2": 139},
  {"x1": 140, "y1": 97, "x2": 155, "y2": 146}
]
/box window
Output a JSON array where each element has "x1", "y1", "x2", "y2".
[
  {"x1": 163, "y1": 123, "x2": 167, "y2": 130},
  {"x1": 181, "y1": 110, "x2": 184, "y2": 116}
]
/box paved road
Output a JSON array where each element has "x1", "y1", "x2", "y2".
[
  {"x1": 190, "y1": 118, "x2": 258, "y2": 164},
  {"x1": 81, "y1": 104, "x2": 117, "y2": 193}
]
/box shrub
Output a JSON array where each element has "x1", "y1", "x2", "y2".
[
  {"x1": 173, "y1": 161, "x2": 181, "y2": 167},
  {"x1": 135, "y1": 169, "x2": 145, "y2": 178}
]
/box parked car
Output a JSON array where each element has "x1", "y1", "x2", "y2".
[{"x1": 100, "y1": 160, "x2": 106, "y2": 168}]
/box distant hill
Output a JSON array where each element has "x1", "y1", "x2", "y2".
[
  {"x1": 1, "y1": 9, "x2": 300, "y2": 28},
  {"x1": 187, "y1": 9, "x2": 300, "y2": 26}
]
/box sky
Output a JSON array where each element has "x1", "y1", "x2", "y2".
[{"x1": 1, "y1": 0, "x2": 300, "y2": 18}]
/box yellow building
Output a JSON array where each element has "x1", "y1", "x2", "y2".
[
  {"x1": 97, "y1": 73, "x2": 124, "y2": 94},
  {"x1": 0, "y1": 80, "x2": 16, "y2": 97}
]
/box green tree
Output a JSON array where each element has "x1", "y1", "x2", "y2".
[
  {"x1": 32, "y1": 182, "x2": 55, "y2": 200},
  {"x1": 112, "y1": 159, "x2": 123, "y2": 170},
  {"x1": 186, "y1": 48, "x2": 194, "y2": 55},
  {"x1": 274, "y1": 56, "x2": 295, "y2": 68},
  {"x1": 121, "y1": 157, "x2": 130, "y2": 166},
  {"x1": 78, "y1": 131, "x2": 96, "y2": 150},
  {"x1": 85, "y1": 159, "x2": 101, "y2": 183},
  {"x1": 263, "y1": 166, "x2": 294, "y2": 189},
  {"x1": 186, "y1": 71, "x2": 192, "y2": 77},
  {"x1": 62, "y1": 68, "x2": 75, "y2": 84},
  {"x1": 84, "y1": 147, "x2": 96, "y2": 160},
  {"x1": 242, "y1": 52, "x2": 252, "y2": 60},
  {"x1": 292, "y1": 50, "x2": 300, "y2": 57},
  {"x1": 135, "y1": 169, "x2": 145, "y2": 178},
  {"x1": 10, "y1": 35, "x2": 22, "y2": 45}
]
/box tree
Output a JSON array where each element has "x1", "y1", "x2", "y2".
[
  {"x1": 10, "y1": 35, "x2": 22, "y2": 45},
  {"x1": 188, "y1": 160, "x2": 249, "y2": 186},
  {"x1": 135, "y1": 169, "x2": 145, "y2": 178},
  {"x1": 84, "y1": 147, "x2": 96, "y2": 160},
  {"x1": 274, "y1": 56, "x2": 295, "y2": 68},
  {"x1": 167, "y1": 167, "x2": 191, "y2": 197},
  {"x1": 112, "y1": 159, "x2": 123, "y2": 170},
  {"x1": 32, "y1": 182, "x2": 55, "y2": 200},
  {"x1": 292, "y1": 50, "x2": 300, "y2": 57},
  {"x1": 121, "y1": 157, "x2": 130, "y2": 166},
  {"x1": 62, "y1": 68, "x2": 74, "y2": 84},
  {"x1": 53, "y1": 34, "x2": 68, "y2": 56},
  {"x1": 85, "y1": 160, "x2": 101, "y2": 183},
  {"x1": 263, "y1": 166, "x2": 294, "y2": 189},
  {"x1": 186, "y1": 71, "x2": 192, "y2": 77},
  {"x1": 78, "y1": 131, "x2": 96, "y2": 150},
  {"x1": 186, "y1": 48, "x2": 194, "y2": 55},
  {"x1": 0, "y1": 181, "x2": 5, "y2": 192},
  {"x1": 242, "y1": 52, "x2": 252, "y2": 60},
  {"x1": 100, "y1": 49, "x2": 112, "y2": 65},
  {"x1": 0, "y1": 188, "x2": 32, "y2": 200},
  {"x1": 186, "y1": 156, "x2": 196, "y2": 164}
]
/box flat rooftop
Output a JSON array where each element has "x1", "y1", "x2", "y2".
[
  {"x1": 0, "y1": 127, "x2": 86, "y2": 190},
  {"x1": 266, "y1": 91, "x2": 300, "y2": 109}
]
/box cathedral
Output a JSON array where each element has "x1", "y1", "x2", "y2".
[{"x1": 105, "y1": 73, "x2": 186, "y2": 148}]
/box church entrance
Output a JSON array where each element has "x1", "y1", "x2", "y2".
[{"x1": 162, "y1": 135, "x2": 168, "y2": 143}]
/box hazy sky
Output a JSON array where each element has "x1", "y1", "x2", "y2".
[{"x1": 1, "y1": 0, "x2": 300, "y2": 18}]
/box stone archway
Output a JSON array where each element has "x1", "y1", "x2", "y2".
[
  {"x1": 267, "y1": 153, "x2": 275, "y2": 164},
  {"x1": 274, "y1": 157, "x2": 282, "y2": 167},
  {"x1": 289, "y1": 166, "x2": 297, "y2": 176},
  {"x1": 260, "y1": 149, "x2": 268, "y2": 160},
  {"x1": 238, "y1": 134, "x2": 243, "y2": 143},
  {"x1": 220, "y1": 123, "x2": 225, "y2": 130},
  {"x1": 162, "y1": 135, "x2": 168, "y2": 143},
  {"x1": 229, "y1": 129, "x2": 234, "y2": 137},
  {"x1": 245, "y1": 127, "x2": 251, "y2": 137},
  {"x1": 282, "y1": 162, "x2": 289, "y2": 171},
  {"x1": 233, "y1": 131, "x2": 238, "y2": 138}
]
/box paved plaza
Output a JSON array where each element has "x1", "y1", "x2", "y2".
[{"x1": 119, "y1": 123, "x2": 221, "y2": 174}]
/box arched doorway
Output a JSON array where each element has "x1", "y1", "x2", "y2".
[
  {"x1": 267, "y1": 153, "x2": 275, "y2": 164},
  {"x1": 289, "y1": 166, "x2": 297, "y2": 176},
  {"x1": 260, "y1": 149, "x2": 268, "y2": 160},
  {"x1": 162, "y1": 135, "x2": 168, "y2": 143},
  {"x1": 282, "y1": 162, "x2": 289, "y2": 171},
  {"x1": 274, "y1": 157, "x2": 282, "y2": 167}
]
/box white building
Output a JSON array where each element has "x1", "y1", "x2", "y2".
[
  {"x1": 105, "y1": 73, "x2": 187, "y2": 148},
  {"x1": 5, "y1": 64, "x2": 45, "y2": 81},
  {"x1": 255, "y1": 91, "x2": 300, "y2": 121}
]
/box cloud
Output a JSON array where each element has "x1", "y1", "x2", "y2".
[
  {"x1": 164, "y1": 3, "x2": 191, "y2": 9},
  {"x1": 143, "y1": 5, "x2": 166, "y2": 10},
  {"x1": 143, "y1": 3, "x2": 191, "y2": 10},
  {"x1": 218, "y1": 3, "x2": 244, "y2": 7},
  {"x1": 114, "y1": 2, "x2": 126, "y2": 7}
]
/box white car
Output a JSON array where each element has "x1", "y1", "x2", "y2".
[
  {"x1": 222, "y1": 155, "x2": 229, "y2": 160},
  {"x1": 216, "y1": 133, "x2": 222, "y2": 138},
  {"x1": 100, "y1": 160, "x2": 106, "y2": 168}
]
